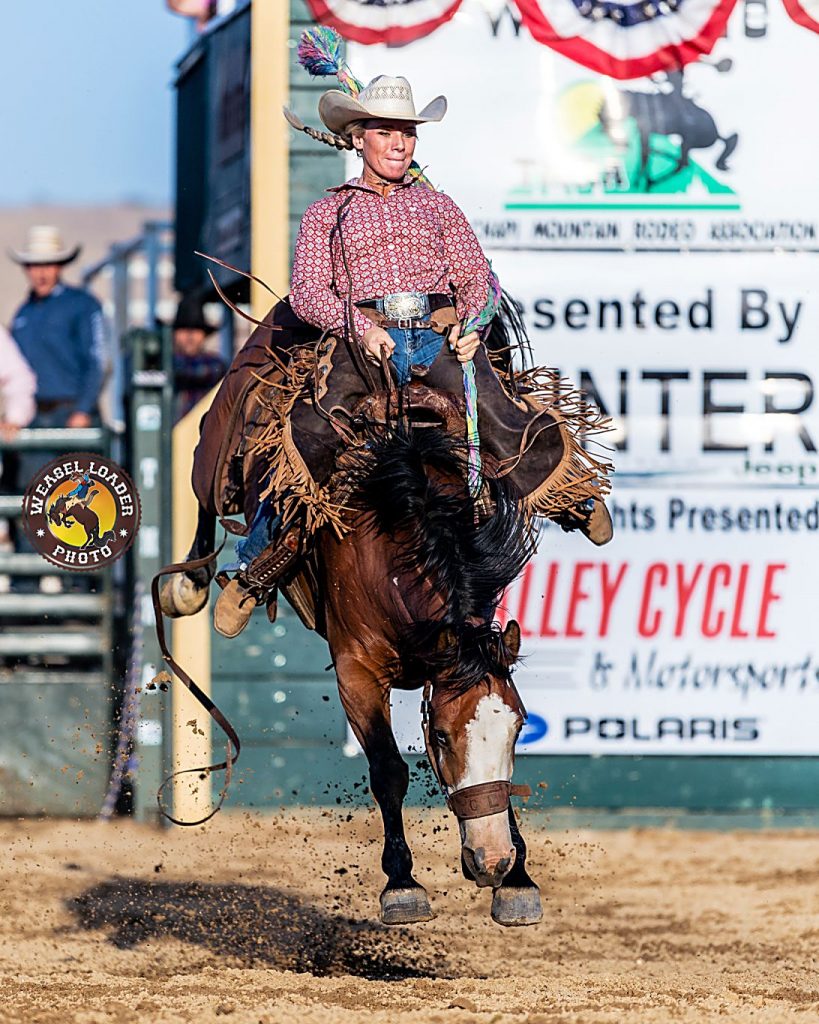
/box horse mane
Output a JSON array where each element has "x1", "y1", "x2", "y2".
[{"x1": 348, "y1": 425, "x2": 535, "y2": 694}]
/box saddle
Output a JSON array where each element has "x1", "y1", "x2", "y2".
[{"x1": 191, "y1": 298, "x2": 613, "y2": 632}]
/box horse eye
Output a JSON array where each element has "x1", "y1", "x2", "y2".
[{"x1": 433, "y1": 729, "x2": 448, "y2": 746}]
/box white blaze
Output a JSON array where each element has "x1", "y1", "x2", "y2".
[
  {"x1": 453, "y1": 693, "x2": 519, "y2": 879},
  {"x1": 455, "y1": 693, "x2": 518, "y2": 791}
]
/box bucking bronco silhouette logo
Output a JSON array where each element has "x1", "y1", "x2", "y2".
[{"x1": 22, "y1": 454, "x2": 141, "y2": 571}]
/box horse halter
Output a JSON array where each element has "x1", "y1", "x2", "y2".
[{"x1": 420, "y1": 680, "x2": 531, "y2": 820}]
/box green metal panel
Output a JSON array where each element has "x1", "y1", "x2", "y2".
[
  {"x1": 210, "y1": 536, "x2": 349, "y2": 808},
  {"x1": 288, "y1": 1, "x2": 346, "y2": 255},
  {"x1": 226, "y1": 743, "x2": 370, "y2": 808},
  {"x1": 127, "y1": 327, "x2": 175, "y2": 824},
  {"x1": 0, "y1": 675, "x2": 112, "y2": 817},
  {"x1": 0, "y1": 428, "x2": 116, "y2": 818},
  {"x1": 214, "y1": 681, "x2": 341, "y2": 743}
]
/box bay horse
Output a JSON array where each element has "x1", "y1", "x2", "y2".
[
  {"x1": 163, "y1": 414, "x2": 545, "y2": 927},
  {"x1": 157, "y1": 290, "x2": 556, "y2": 925}
]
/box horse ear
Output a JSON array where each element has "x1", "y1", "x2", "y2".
[{"x1": 501, "y1": 620, "x2": 521, "y2": 664}]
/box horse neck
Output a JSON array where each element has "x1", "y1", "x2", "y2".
[{"x1": 320, "y1": 519, "x2": 449, "y2": 635}]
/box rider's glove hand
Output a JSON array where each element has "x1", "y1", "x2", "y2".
[
  {"x1": 361, "y1": 326, "x2": 395, "y2": 365},
  {"x1": 449, "y1": 324, "x2": 481, "y2": 363}
]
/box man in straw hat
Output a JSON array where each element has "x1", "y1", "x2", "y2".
[
  {"x1": 207, "y1": 70, "x2": 612, "y2": 638},
  {"x1": 10, "y1": 226, "x2": 105, "y2": 441}
]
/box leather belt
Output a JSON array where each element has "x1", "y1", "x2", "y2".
[
  {"x1": 358, "y1": 292, "x2": 453, "y2": 330},
  {"x1": 36, "y1": 398, "x2": 74, "y2": 413}
]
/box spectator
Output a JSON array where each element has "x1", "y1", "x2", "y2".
[
  {"x1": 10, "y1": 226, "x2": 105, "y2": 443},
  {"x1": 0, "y1": 326, "x2": 36, "y2": 443},
  {"x1": 170, "y1": 294, "x2": 226, "y2": 423}
]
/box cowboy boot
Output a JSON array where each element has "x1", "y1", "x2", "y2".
[
  {"x1": 555, "y1": 498, "x2": 614, "y2": 547},
  {"x1": 213, "y1": 525, "x2": 303, "y2": 638}
]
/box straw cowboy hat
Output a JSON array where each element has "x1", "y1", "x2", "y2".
[
  {"x1": 319, "y1": 75, "x2": 447, "y2": 137},
  {"x1": 9, "y1": 225, "x2": 81, "y2": 266}
]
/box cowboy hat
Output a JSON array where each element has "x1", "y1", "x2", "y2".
[
  {"x1": 171, "y1": 293, "x2": 216, "y2": 335},
  {"x1": 9, "y1": 225, "x2": 81, "y2": 266},
  {"x1": 319, "y1": 75, "x2": 447, "y2": 137}
]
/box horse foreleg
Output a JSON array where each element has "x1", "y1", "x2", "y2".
[
  {"x1": 490, "y1": 806, "x2": 542, "y2": 927},
  {"x1": 159, "y1": 504, "x2": 216, "y2": 618},
  {"x1": 335, "y1": 656, "x2": 434, "y2": 925}
]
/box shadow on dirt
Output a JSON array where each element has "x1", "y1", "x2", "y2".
[{"x1": 67, "y1": 878, "x2": 453, "y2": 980}]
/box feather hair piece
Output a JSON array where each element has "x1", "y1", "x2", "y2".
[{"x1": 297, "y1": 26, "x2": 363, "y2": 97}]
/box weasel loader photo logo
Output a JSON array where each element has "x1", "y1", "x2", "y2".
[{"x1": 22, "y1": 453, "x2": 141, "y2": 571}]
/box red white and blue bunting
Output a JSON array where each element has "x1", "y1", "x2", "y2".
[
  {"x1": 304, "y1": 0, "x2": 465, "y2": 45},
  {"x1": 782, "y1": 0, "x2": 819, "y2": 34},
  {"x1": 514, "y1": 0, "x2": 738, "y2": 79}
]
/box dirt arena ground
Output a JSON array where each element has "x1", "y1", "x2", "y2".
[{"x1": 2, "y1": 810, "x2": 819, "y2": 1024}]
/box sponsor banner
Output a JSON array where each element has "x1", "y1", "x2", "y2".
[
  {"x1": 347, "y1": 1, "x2": 819, "y2": 755},
  {"x1": 489, "y1": 248, "x2": 819, "y2": 482},
  {"x1": 496, "y1": 488, "x2": 817, "y2": 755},
  {"x1": 349, "y1": 1, "x2": 819, "y2": 251},
  {"x1": 390, "y1": 483, "x2": 819, "y2": 756}
]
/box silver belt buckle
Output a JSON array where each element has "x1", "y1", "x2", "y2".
[{"x1": 383, "y1": 291, "x2": 429, "y2": 323}]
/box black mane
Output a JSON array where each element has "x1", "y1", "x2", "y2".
[{"x1": 350, "y1": 425, "x2": 534, "y2": 693}]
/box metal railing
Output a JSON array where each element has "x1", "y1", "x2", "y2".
[
  {"x1": 0, "y1": 221, "x2": 175, "y2": 817},
  {"x1": 0, "y1": 427, "x2": 113, "y2": 659}
]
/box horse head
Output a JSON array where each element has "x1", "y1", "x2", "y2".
[{"x1": 423, "y1": 619, "x2": 526, "y2": 889}]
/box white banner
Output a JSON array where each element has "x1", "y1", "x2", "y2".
[
  {"x1": 350, "y1": 1, "x2": 819, "y2": 252},
  {"x1": 348, "y1": 0, "x2": 819, "y2": 755}
]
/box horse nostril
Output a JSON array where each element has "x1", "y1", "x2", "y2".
[{"x1": 473, "y1": 848, "x2": 487, "y2": 874}]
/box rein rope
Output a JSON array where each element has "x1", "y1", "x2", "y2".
[{"x1": 150, "y1": 539, "x2": 242, "y2": 826}]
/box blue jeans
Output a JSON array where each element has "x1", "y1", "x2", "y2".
[
  {"x1": 227, "y1": 495, "x2": 281, "y2": 572},
  {"x1": 387, "y1": 326, "x2": 445, "y2": 386}
]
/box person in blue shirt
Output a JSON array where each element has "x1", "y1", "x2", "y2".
[
  {"x1": 10, "y1": 226, "x2": 106, "y2": 440},
  {"x1": 7, "y1": 227, "x2": 107, "y2": 590}
]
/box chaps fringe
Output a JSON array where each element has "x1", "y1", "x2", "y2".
[
  {"x1": 246, "y1": 344, "x2": 351, "y2": 537},
  {"x1": 244, "y1": 351, "x2": 612, "y2": 536},
  {"x1": 501, "y1": 367, "x2": 614, "y2": 519}
]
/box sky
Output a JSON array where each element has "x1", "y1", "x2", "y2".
[{"x1": 0, "y1": 2, "x2": 190, "y2": 206}]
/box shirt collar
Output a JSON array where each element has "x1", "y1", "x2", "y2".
[
  {"x1": 27, "y1": 282, "x2": 65, "y2": 304},
  {"x1": 326, "y1": 174, "x2": 415, "y2": 195}
]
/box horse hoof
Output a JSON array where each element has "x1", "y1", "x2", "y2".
[
  {"x1": 380, "y1": 887, "x2": 435, "y2": 925},
  {"x1": 159, "y1": 573, "x2": 209, "y2": 618},
  {"x1": 491, "y1": 885, "x2": 543, "y2": 927}
]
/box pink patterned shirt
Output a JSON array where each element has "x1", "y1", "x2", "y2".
[{"x1": 290, "y1": 176, "x2": 491, "y2": 338}]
